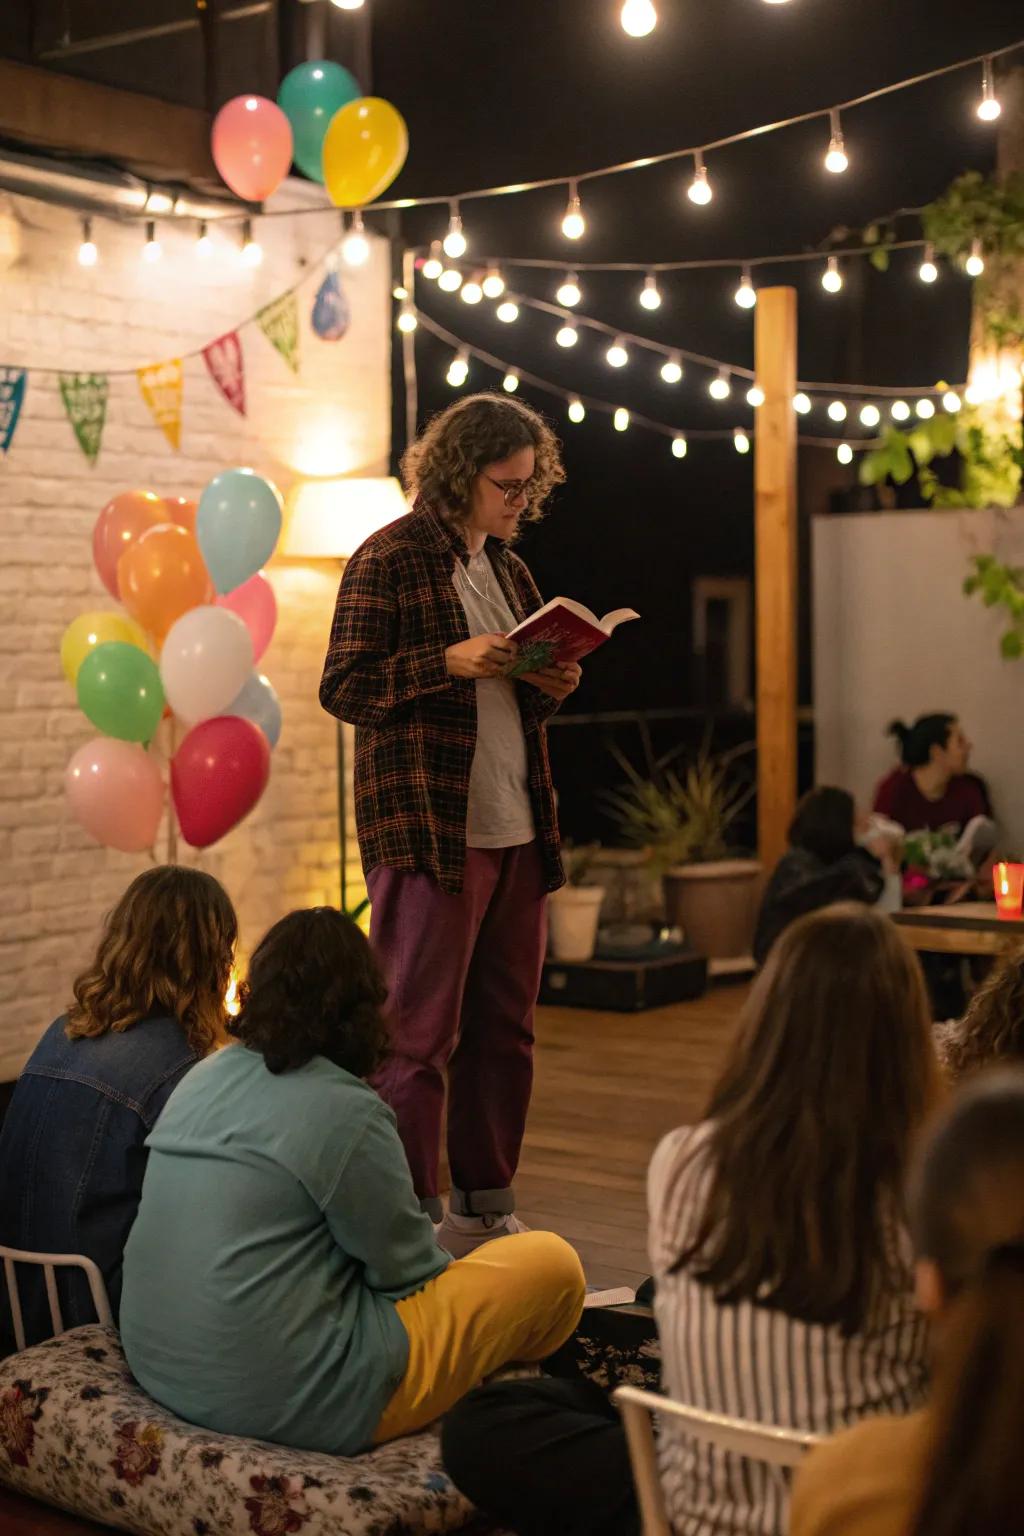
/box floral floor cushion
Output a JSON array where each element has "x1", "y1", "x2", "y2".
[{"x1": 0, "y1": 1325, "x2": 476, "y2": 1536}]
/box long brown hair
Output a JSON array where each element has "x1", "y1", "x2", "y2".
[
  {"x1": 908, "y1": 1069, "x2": 1024, "y2": 1536},
  {"x1": 67, "y1": 866, "x2": 237, "y2": 1057},
  {"x1": 675, "y1": 903, "x2": 941, "y2": 1335},
  {"x1": 946, "y1": 943, "x2": 1024, "y2": 1078}
]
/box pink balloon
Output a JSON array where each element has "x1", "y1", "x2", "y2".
[
  {"x1": 171, "y1": 716, "x2": 270, "y2": 849},
  {"x1": 216, "y1": 572, "x2": 277, "y2": 664},
  {"x1": 66, "y1": 739, "x2": 164, "y2": 853},
  {"x1": 211, "y1": 95, "x2": 293, "y2": 202}
]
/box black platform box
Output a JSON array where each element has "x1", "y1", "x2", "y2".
[{"x1": 539, "y1": 951, "x2": 708, "y2": 1011}]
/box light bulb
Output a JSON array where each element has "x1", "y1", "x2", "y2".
[
  {"x1": 142, "y1": 220, "x2": 161, "y2": 262},
  {"x1": 77, "y1": 217, "x2": 97, "y2": 268},
  {"x1": 824, "y1": 111, "x2": 848, "y2": 174},
  {"x1": 556, "y1": 323, "x2": 579, "y2": 348},
  {"x1": 919, "y1": 246, "x2": 938, "y2": 284},
  {"x1": 422, "y1": 242, "x2": 443, "y2": 280},
  {"x1": 821, "y1": 256, "x2": 843, "y2": 294},
  {"x1": 606, "y1": 338, "x2": 629, "y2": 368},
  {"x1": 942, "y1": 390, "x2": 962, "y2": 412},
  {"x1": 966, "y1": 240, "x2": 985, "y2": 278},
  {"x1": 396, "y1": 304, "x2": 418, "y2": 334},
  {"x1": 660, "y1": 355, "x2": 683, "y2": 384},
  {"x1": 240, "y1": 220, "x2": 262, "y2": 267},
  {"x1": 613, "y1": 408, "x2": 630, "y2": 432},
  {"x1": 446, "y1": 353, "x2": 469, "y2": 387},
  {"x1": 837, "y1": 443, "x2": 854, "y2": 466},
  {"x1": 672, "y1": 435, "x2": 688, "y2": 459},
  {"x1": 828, "y1": 400, "x2": 848, "y2": 422},
  {"x1": 438, "y1": 267, "x2": 463, "y2": 293},
  {"x1": 747, "y1": 384, "x2": 765, "y2": 408},
  {"x1": 496, "y1": 301, "x2": 519, "y2": 323},
  {"x1": 503, "y1": 372, "x2": 520, "y2": 394},
  {"x1": 891, "y1": 400, "x2": 911, "y2": 421},
  {"x1": 916, "y1": 398, "x2": 936, "y2": 419},
  {"x1": 568, "y1": 398, "x2": 586, "y2": 423},
  {"x1": 620, "y1": 0, "x2": 657, "y2": 36},
  {"x1": 964, "y1": 382, "x2": 985, "y2": 406},
  {"x1": 330, "y1": 0, "x2": 365, "y2": 8},
  {"x1": 859, "y1": 403, "x2": 881, "y2": 428},
  {"x1": 556, "y1": 273, "x2": 582, "y2": 307},
  {"x1": 793, "y1": 392, "x2": 812, "y2": 414},
  {"x1": 735, "y1": 269, "x2": 757, "y2": 309},
  {"x1": 195, "y1": 220, "x2": 212, "y2": 258},
  {"x1": 443, "y1": 208, "x2": 467, "y2": 259},
  {"x1": 342, "y1": 212, "x2": 370, "y2": 267},
  {"x1": 709, "y1": 369, "x2": 731, "y2": 401},
  {"x1": 392, "y1": 285, "x2": 409, "y2": 301},
  {"x1": 977, "y1": 57, "x2": 1001, "y2": 121},
  {"x1": 461, "y1": 278, "x2": 483, "y2": 304},
  {"x1": 734, "y1": 428, "x2": 751, "y2": 455},
  {"x1": 639, "y1": 273, "x2": 662, "y2": 310},
  {"x1": 482, "y1": 267, "x2": 505, "y2": 299},
  {"x1": 562, "y1": 184, "x2": 586, "y2": 240},
  {"x1": 687, "y1": 153, "x2": 713, "y2": 206}
]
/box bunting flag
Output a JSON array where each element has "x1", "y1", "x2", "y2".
[
  {"x1": 311, "y1": 270, "x2": 351, "y2": 342},
  {"x1": 257, "y1": 293, "x2": 300, "y2": 375},
  {"x1": 137, "y1": 357, "x2": 183, "y2": 450},
  {"x1": 0, "y1": 367, "x2": 27, "y2": 455},
  {"x1": 59, "y1": 372, "x2": 109, "y2": 465},
  {"x1": 202, "y1": 330, "x2": 246, "y2": 417}
]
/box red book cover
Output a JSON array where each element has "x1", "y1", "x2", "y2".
[{"x1": 505, "y1": 598, "x2": 639, "y2": 677}]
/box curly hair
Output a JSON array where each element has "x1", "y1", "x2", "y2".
[
  {"x1": 947, "y1": 944, "x2": 1024, "y2": 1078},
  {"x1": 67, "y1": 867, "x2": 237, "y2": 1057},
  {"x1": 400, "y1": 393, "x2": 566, "y2": 534},
  {"x1": 228, "y1": 907, "x2": 389, "y2": 1077}
]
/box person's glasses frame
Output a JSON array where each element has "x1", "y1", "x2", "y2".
[{"x1": 482, "y1": 474, "x2": 536, "y2": 507}]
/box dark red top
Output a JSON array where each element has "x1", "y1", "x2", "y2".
[{"x1": 873, "y1": 769, "x2": 992, "y2": 834}]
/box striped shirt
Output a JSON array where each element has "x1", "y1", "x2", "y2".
[{"x1": 647, "y1": 1124, "x2": 929, "y2": 1536}]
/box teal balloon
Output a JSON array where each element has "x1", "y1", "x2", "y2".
[
  {"x1": 76, "y1": 642, "x2": 164, "y2": 743},
  {"x1": 196, "y1": 468, "x2": 282, "y2": 596},
  {"x1": 227, "y1": 671, "x2": 282, "y2": 749},
  {"x1": 277, "y1": 60, "x2": 360, "y2": 183}
]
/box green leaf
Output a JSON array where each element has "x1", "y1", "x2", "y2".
[
  {"x1": 908, "y1": 428, "x2": 935, "y2": 467},
  {"x1": 869, "y1": 247, "x2": 890, "y2": 272},
  {"x1": 863, "y1": 224, "x2": 880, "y2": 244},
  {"x1": 889, "y1": 440, "x2": 915, "y2": 485},
  {"x1": 1001, "y1": 630, "x2": 1023, "y2": 660},
  {"x1": 963, "y1": 575, "x2": 980, "y2": 595}
]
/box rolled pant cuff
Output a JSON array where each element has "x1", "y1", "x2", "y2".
[{"x1": 449, "y1": 1185, "x2": 516, "y2": 1218}]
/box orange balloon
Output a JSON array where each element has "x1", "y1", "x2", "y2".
[
  {"x1": 93, "y1": 491, "x2": 164, "y2": 599},
  {"x1": 117, "y1": 523, "x2": 213, "y2": 643},
  {"x1": 162, "y1": 495, "x2": 198, "y2": 534}
]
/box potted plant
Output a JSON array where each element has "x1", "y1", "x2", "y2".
[
  {"x1": 549, "y1": 842, "x2": 606, "y2": 963},
  {"x1": 603, "y1": 742, "x2": 761, "y2": 960}
]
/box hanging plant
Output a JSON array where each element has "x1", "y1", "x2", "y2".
[
  {"x1": 858, "y1": 407, "x2": 1023, "y2": 509},
  {"x1": 963, "y1": 553, "x2": 1024, "y2": 660}
]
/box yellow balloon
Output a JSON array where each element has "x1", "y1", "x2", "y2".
[
  {"x1": 60, "y1": 611, "x2": 151, "y2": 686},
  {"x1": 322, "y1": 96, "x2": 409, "y2": 209}
]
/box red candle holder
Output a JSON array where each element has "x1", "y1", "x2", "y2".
[{"x1": 993, "y1": 862, "x2": 1024, "y2": 920}]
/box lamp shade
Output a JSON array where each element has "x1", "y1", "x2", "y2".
[{"x1": 282, "y1": 476, "x2": 408, "y2": 559}]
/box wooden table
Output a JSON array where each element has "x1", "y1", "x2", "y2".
[{"x1": 892, "y1": 902, "x2": 1024, "y2": 956}]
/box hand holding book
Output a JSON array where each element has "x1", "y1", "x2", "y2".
[{"x1": 504, "y1": 597, "x2": 639, "y2": 679}]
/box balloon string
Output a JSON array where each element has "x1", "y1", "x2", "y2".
[{"x1": 164, "y1": 715, "x2": 179, "y2": 867}]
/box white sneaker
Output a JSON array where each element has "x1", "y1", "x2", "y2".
[{"x1": 435, "y1": 1211, "x2": 531, "y2": 1259}]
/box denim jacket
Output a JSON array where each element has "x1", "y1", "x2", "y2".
[{"x1": 0, "y1": 1012, "x2": 199, "y2": 1352}]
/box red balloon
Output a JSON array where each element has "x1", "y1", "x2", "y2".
[
  {"x1": 92, "y1": 491, "x2": 164, "y2": 599},
  {"x1": 171, "y1": 716, "x2": 270, "y2": 849},
  {"x1": 162, "y1": 496, "x2": 198, "y2": 534}
]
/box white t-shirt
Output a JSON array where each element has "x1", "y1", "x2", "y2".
[{"x1": 452, "y1": 550, "x2": 535, "y2": 850}]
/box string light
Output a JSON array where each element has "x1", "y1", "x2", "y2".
[
  {"x1": 964, "y1": 381, "x2": 985, "y2": 406},
  {"x1": 965, "y1": 239, "x2": 985, "y2": 278},
  {"x1": 942, "y1": 390, "x2": 962, "y2": 412},
  {"x1": 687, "y1": 151, "x2": 713, "y2": 206},
  {"x1": 342, "y1": 211, "x2": 370, "y2": 267},
  {"x1": 606, "y1": 337, "x2": 630, "y2": 368},
  {"x1": 793, "y1": 392, "x2": 812, "y2": 414},
  {"x1": 556, "y1": 322, "x2": 579, "y2": 347},
  {"x1": 837, "y1": 442, "x2": 854, "y2": 465},
  {"x1": 821, "y1": 256, "x2": 843, "y2": 293},
  {"x1": 613, "y1": 407, "x2": 631, "y2": 431},
  {"x1": 709, "y1": 368, "x2": 731, "y2": 400},
  {"x1": 461, "y1": 276, "x2": 483, "y2": 304},
  {"x1": 916, "y1": 398, "x2": 936, "y2": 418},
  {"x1": 443, "y1": 204, "x2": 467, "y2": 259},
  {"x1": 620, "y1": 0, "x2": 657, "y2": 36},
  {"x1": 195, "y1": 220, "x2": 212, "y2": 258},
  {"x1": 562, "y1": 181, "x2": 586, "y2": 240},
  {"x1": 977, "y1": 56, "x2": 1001, "y2": 121},
  {"x1": 503, "y1": 372, "x2": 520, "y2": 393},
  {"x1": 891, "y1": 399, "x2": 911, "y2": 420},
  {"x1": 672, "y1": 435, "x2": 688, "y2": 458},
  {"x1": 422, "y1": 242, "x2": 443, "y2": 280},
  {"x1": 919, "y1": 244, "x2": 938, "y2": 283},
  {"x1": 568, "y1": 397, "x2": 586, "y2": 423},
  {"x1": 660, "y1": 354, "x2": 683, "y2": 384},
  {"x1": 393, "y1": 285, "x2": 409, "y2": 301},
  {"x1": 824, "y1": 110, "x2": 849, "y2": 174},
  {"x1": 142, "y1": 220, "x2": 161, "y2": 262},
  {"x1": 747, "y1": 384, "x2": 765, "y2": 407},
  {"x1": 827, "y1": 400, "x2": 848, "y2": 422},
  {"x1": 859, "y1": 403, "x2": 881, "y2": 427},
  {"x1": 639, "y1": 273, "x2": 662, "y2": 310},
  {"x1": 734, "y1": 428, "x2": 751, "y2": 455},
  {"x1": 240, "y1": 219, "x2": 263, "y2": 267},
  {"x1": 77, "y1": 217, "x2": 97, "y2": 268},
  {"x1": 438, "y1": 266, "x2": 463, "y2": 292},
  {"x1": 330, "y1": 0, "x2": 365, "y2": 8},
  {"x1": 556, "y1": 272, "x2": 582, "y2": 307},
  {"x1": 496, "y1": 300, "x2": 520, "y2": 322},
  {"x1": 482, "y1": 266, "x2": 506, "y2": 298},
  {"x1": 396, "y1": 302, "x2": 418, "y2": 333},
  {"x1": 735, "y1": 267, "x2": 757, "y2": 309},
  {"x1": 446, "y1": 350, "x2": 469, "y2": 387}
]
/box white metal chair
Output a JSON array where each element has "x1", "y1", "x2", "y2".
[
  {"x1": 614, "y1": 1384, "x2": 821, "y2": 1536},
  {"x1": 0, "y1": 1244, "x2": 113, "y2": 1351}
]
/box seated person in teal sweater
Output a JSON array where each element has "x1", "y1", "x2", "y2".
[{"x1": 120, "y1": 906, "x2": 584, "y2": 1456}]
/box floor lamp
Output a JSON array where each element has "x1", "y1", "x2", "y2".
[{"x1": 282, "y1": 475, "x2": 409, "y2": 911}]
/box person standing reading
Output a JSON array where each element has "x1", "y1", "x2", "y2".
[{"x1": 319, "y1": 395, "x2": 580, "y2": 1257}]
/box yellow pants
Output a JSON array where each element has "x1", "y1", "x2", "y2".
[{"x1": 374, "y1": 1231, "x2": 586, "y2": 1443}]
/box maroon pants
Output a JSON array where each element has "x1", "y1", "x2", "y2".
[{"x1": 368, "y1": 842, "x2": 548, "y2": 1221}]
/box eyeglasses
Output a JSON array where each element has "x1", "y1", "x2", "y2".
[{"x1": 482, "y1": 473, "x2": 535, "y2": 506}]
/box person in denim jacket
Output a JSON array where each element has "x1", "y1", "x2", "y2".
[{"x1": 0, "y1": 866, "x2": 236, "y2": 1353}]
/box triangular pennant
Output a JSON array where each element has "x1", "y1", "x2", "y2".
[
  {"x1": 202, "y1": 330, "x2": 246, "y2": 417},
  {"x1": 0, "y1": 367, "x2": 27, "y2": 455},
  {"x1": 59, "y1": 372, "x2": 108, "y2": 465},
  {"x1": 137, "y1": 357, "x2": 183, "y2": 450},
  {"x1": 256, "y1": 292, "x2": 300, "y2": 375},
  {"x1": 311, "y1": 270, "x2": 351, "y2": 342}
]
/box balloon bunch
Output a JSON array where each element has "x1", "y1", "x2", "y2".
[
  {"x1": 211, "y1": 66, "x2": 407, "y2": 209},
  {"x1": 63, "y1": 470, "x2": 284, "y2": 855}
]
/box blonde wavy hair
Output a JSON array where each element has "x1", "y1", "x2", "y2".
[
  {"x1": 66, "y1": 867, "x2": 237, "y2": 1058},
  {"x1": 401, "y1": 393, "x2": 566, "y2": 534}
]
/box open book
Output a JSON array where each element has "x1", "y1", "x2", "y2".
[{"x1": 505, "y1": 597, "x2": 639, "y2": 678}]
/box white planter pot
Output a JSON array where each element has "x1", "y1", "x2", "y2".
[{"x1": 548, "y1": 885, "x2": 606, "y2": 962}]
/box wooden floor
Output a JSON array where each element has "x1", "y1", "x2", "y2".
[{"x1": 0, "y1": 983, "x2": 743, "y2": 1533}]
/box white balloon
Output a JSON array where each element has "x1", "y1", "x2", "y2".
[{"x1": 160, "y1": 605, "x2": 253, "y2": 727}]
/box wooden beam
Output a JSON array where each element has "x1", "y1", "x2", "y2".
[{"x1": 754, "y1": 287, "x2": 798, "y2": 869}]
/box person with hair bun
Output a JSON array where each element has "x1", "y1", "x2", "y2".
[{"x1": 874, "y1": 713, "x2": 991, "y2": 836}]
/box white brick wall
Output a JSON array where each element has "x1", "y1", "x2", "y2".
[{"x1": 0, "y1": 186, "x2": 389, "y2": 1079}]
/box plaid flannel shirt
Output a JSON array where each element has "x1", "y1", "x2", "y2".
[{"x1": 319, "y1": 498, "x2": 565, "y2": 895}]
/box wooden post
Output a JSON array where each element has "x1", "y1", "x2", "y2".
[{"x1": 754, "y1": 287, "x2": 798, "y2": 869}]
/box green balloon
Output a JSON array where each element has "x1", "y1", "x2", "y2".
[
  {"x1": 277, "y1": 60, "x2": 360, "y2": 183},
  {"x1": 76, "y1": 641, "x2": 165, "y2": 743}
]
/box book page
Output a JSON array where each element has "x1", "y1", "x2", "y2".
[
  {"x1": 599, "y1": 608, "x2": 641, "y2": 635},
  {"x1": 507, "y1": 596, "x2": 600, "y2": 639}
]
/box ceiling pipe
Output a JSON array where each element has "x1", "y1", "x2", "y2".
[
  {"x1": 0, "y1": 144, "x2": 250, "y2": 222},
  {"x1": 36, "y1": 2, "x2": 274, "y2": 62}
]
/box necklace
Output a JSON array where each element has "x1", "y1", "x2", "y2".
[{"x1": 455, "y1": 554, "x2": 508, "y2": 624}]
